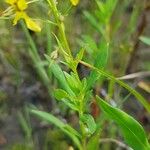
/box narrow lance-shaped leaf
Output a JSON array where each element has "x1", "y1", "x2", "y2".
[
  {"x1": 87, "y1": 40, "x2": 109, "y2": 89},
  {"x1": 96, "y1": 96, "x2": 150, "y2": 150},
  {"x1": 83, "y1": 11, "x2": 104, "y2": 35},
  {"x1": 54, "y1": 89, "x2": 79, "y2": 111},
  {"x1": 30, "y1": 109, "x2": 82, "y2": 150},
  {"x1": 50, "y1": 62, "x2": 75, "y2": 96}
]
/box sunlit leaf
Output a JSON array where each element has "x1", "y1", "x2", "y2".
[{"x1": 96, "y1": 96, "x2": 150, "y2": 150}]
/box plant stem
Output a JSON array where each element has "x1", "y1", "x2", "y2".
[
  {"x1": 47, "y1": 0, "x2": 73, "y2": 59},
  {"x1": 46, "y1": 1, "x2": 89, "y2": 149},
  {"x1": 79, "y1": 111, "x2": 87, "y2": 150},
  {"x1": 100, "y1": 138, "x2": 132, "y2": 149}
]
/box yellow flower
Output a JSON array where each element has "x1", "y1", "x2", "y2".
[
  {"x1": 70, "y1": 0, "x2": 79, "y2": 6},
  {"x1": 5, "y1": 0, "x2": 41, "y2": 32}
]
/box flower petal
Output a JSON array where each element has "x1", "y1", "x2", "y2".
[
  {"x1": 5, "y1": 0, "x2": 17, "y2": 5},
  {"x1": 13, "y1": 11, "x2": 25, "y2": 25},
  {"x1": 70, "y1": 0, "x2": 79, "y2": 6},
  {"x1": 17, "y1": 0, "x2": 28, "y2": 11},
  {"x1": 24, "y1": 14, "x2": 41, "y2": 32},
  {"x1": 13, "y1": 11, "x2": 41, "y2": 32}
]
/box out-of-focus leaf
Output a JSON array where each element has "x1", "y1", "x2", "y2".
[
  {"x1": 140, "y1": 36, "x2": 150, "y2": 46},
  {"x1": 95, "y1": 0, "x2": 118, "y2": 24},
  {"x1": 96, "y1": 96, "x2": 150, "y2": 150},
  {"x1": 87, "y1": 40, "x2": 109, "y2": 89},
  {"x1": 127, "y1": 4, "x2": 141, "y2": 36},
  {"x1": 138, "y1": 81, "x2": 150, "y2": 93},
  {"x1": 30, "y1": 110, "x2": 81, "y2": 149},
  {"x1": 83, "y1": 11, "x2": 104, "y2": 35},
  {"x1": 76, "y1": 48, "x2": 85, "y2": 61}
]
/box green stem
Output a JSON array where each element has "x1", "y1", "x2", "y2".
[
  {"x1": 82, "y1": 137, "x2": 87, "y2": 150},
  {"x1": 47, "y1": 0, "x2": 73, "y2": 59},
  {"x1": 46, "y1": 2, "x2": 89, "y2": 149},
  {"x1": 79, "y1": 111, "x2": 87, "y2": 150},
  {"x1": 46, "y1": 23, "x2": 52, "y2": 55}
]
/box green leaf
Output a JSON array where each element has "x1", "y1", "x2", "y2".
[
  {"x1": 105, "y1": 0, "x2": 118, "y2": 19},
  {"x1": 54, "y1": 89, "x2": 69, "y2": 100},
  {"x1": 95, "y1": 0, "x2": 105, "y2": 13},
  {"x1": 96, "y1": 96, "x2": 150, "y2": 150},
  {"x1": 127, "y1": 4, "x2": 141, "y2": 35},
  {"x1": 52, "y1": 33, "x2": 70, "y2": 62},
  {"x1": 87, "y1": 131, "x2": 100, "y2": 150},
  {"x1": 30, "y1": 110, "x2": 81, "y2": 149},
  {"x1": 44, "y1": 55, "x2": 73, "y2": 95},
  {"x1": 54, "y1": 88, "x2": 80, "y2": 111},
  {"x1": 76, "y1": 48, "x2": 85, "y2": 61},
  {"x1": 87, "y1": 40, "x2": 109, "y2": 89},
  {"x1": 81, "y1": 35, "x2": 98, "y2": 55},
  {"x1": 95, "y1": 0, "x2": 118, "y2": 24},
  {"x1": 18, "y1": 112, "x2": 32, "y2": 139},
  {"x1": 80, "y1": 114, "x2": 97, "y2": 135},
  {"x1": 50, "y1": 63, "x2": 75, "y2": 96},
  {"x1": 61, "y1": 99, "x2": 79, "y2": 111},
  {"x1": 83, "y1": 11, "x2": 104, "y2": 35},
  {"x1": 64, "y1": 71, "x2": 81, "y2": 93},
  {"x1": 140, "y1": 36, "x2": 150, "y2": 46}
]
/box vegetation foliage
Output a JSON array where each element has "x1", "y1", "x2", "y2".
[{"x1": 0, "y1": 0, "x2": 150, "y2": 149}]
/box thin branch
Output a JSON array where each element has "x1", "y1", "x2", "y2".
[
  {"x1": 117, "y1": 71, "x2": 150, "y2": 80},
  {"x1": 100, "y1": 138, "x2": 133, "y2": 150}
]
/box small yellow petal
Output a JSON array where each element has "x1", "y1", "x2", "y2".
[
  {"x1": 24, "y1": 15, "x2": 41, "y2": 32},
  {"x1": 13, "y1": 11, "x2": 41, "y2": 32},
  {"x1": 17, "y1": 0, "x2": 28, "y2": 11},
  {"x1": 5, "y1": 0, "x2": 17, "y2": 5},
  {"x1": 70, "y1": 0, "x2": 79, "y2": 6},
  {"x1": 13, "y1": 11, "x2": 25, "y2": 25}
]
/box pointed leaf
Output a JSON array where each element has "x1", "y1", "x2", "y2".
[
  {"x1": 76, "y1": 48, "x2": 85, "y2": 61},
  {"x1": 87, "y1": 40, "x2": 109, "y2": 89},
  {"x1": 30, "y1": 110, "x2": 81, "y2": 149},
  {"x1": 54, "y1": 89, "x2": 69, "y2": 100},
  {"x1": 80, "y1": 114, "x2": 97, "y2": 135},
  {"x1": 96, "y1": 96, "x2": 150, "y2": 150},
  {"x1": 50, "y1": 63, "x2": 74, "y2": 96}
]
